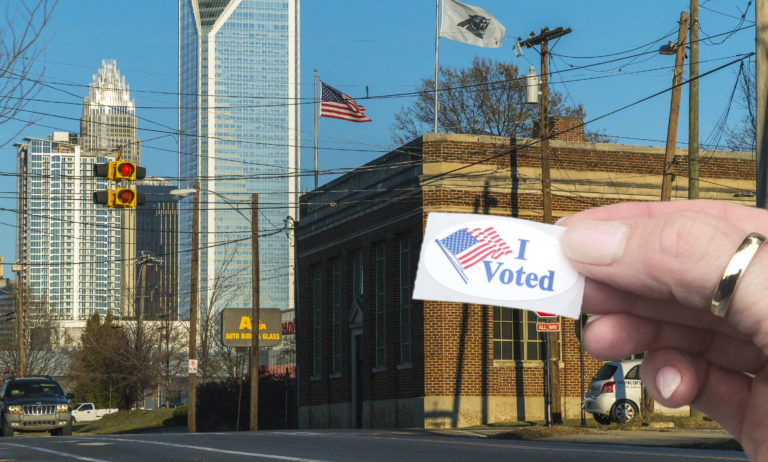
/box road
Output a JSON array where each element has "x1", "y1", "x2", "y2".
[{"x1": 0, "y1": 430, "x2": 749, "y2": 461}]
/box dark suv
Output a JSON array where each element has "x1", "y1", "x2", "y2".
[{"x1": 1, "y1": 377, "x2": 74, "y2": 436}]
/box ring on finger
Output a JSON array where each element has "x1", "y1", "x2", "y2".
[{"x1": 710, "y1": 232, "x2": 767, "y2": 318}]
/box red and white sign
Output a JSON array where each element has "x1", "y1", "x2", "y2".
[
  {"x1": 536, "y1": 322, "x2": 561, "y2": 332},
  {"x1": 188, "y1": 359, "x2": 198, "y2": 374},
  {"x1": 536, "y1": 312, "x2": 557, "y2": 318}
]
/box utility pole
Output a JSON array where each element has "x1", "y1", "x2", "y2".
[
  {"x1": 12, "y1": 264, "x2": 23, "y2": 377},
  {"x1": 520, "y1": 26, "x2": 572, "y2": 426},
  {"x1": 757, "y1": 0, "x2": 768, "y2": 208},
  {"x1": 661, "y1": 12, "x2": 690, "y2": 201},
  {"x1": 689, "y1": 1, "x2": 699, "y2": 199},
  {"x1": 250, "y1": 193, "x2": 260, "y2": 431},
  {"x1": 188, "y1": 181, "x2": 200, "y2": 433}
]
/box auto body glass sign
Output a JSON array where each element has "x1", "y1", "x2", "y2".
[
  {"x1": 221, "y1": 308, "x2": 282, "y2": 347},
  {"x1": 413, "y1": 213, "x2": 584, "y2": 319}
]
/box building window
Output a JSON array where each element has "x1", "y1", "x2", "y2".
[
  {"x1": 352, "y1": 249, "x2": 363, "y2": 306},
  {"x1": 399, "y1": 234, "x2": 412, "y2": 367},
  {"x1": 312, "y1": 266, "x2": 322, "y2": 378},
  {"x1": 494, "y1": 307, "x2": 545, "y2": 361},
  {"x1": 331, "y1": 258, "x2": 342, "y2": 376},
  {"x1": 375, "y1": 242, "x2": 386, "y2": 370}
]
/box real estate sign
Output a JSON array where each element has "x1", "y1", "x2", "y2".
[{"x1": 221, "y1": 308, "x2": 282, "y2": 347}]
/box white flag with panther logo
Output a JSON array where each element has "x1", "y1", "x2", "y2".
[{"x1": 440, "y1": 0, "x2": 505, "y2": 48}]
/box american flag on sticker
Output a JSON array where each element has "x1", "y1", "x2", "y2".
[{"x1": 435, "y1": 227, "x2": 513, "y2": 283}]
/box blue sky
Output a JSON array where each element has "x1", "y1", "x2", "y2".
[{"x1": 0, "y1": 0, "x2": 756, "y2": 271}]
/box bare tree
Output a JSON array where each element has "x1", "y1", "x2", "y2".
[
  {"x1": 0, "y1": 282, "x2": 69, "y2": 378},
  {"x1": 0, "y1": 0, "x2": 58, "y2": 146},
  {"x1": 197, "y1": 245, "x2": 248, "y2": 383},
  {"x1": 727, "y1": 63, "x2": 756, "y2": 152},
  {"x1": 155, "y1": 312, "x2": 187, "y2": 407},
  {"x1": 391, "y1": 57, "x2": 607, "y2": 145}
]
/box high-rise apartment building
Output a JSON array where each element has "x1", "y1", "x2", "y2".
[
  {"x1": 16, "y1": 133, "x2": 121, "y2": 319},
  {"x1": 178, "y1": 1, "x2": 300, "y2": 316},
  {"x1": 80, "y1": 60, "x2": 141, "y2": 317}
]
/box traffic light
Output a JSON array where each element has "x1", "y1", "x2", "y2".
[
  {"x1": 92, "y1": 156, "x2": 148, "y2": 209},
  {"x1": 114, "y1": 188, "x2": 146, "y2": 208},
  {"x1": 92, "y1": 188, "x2": 146, "y2": 208},
  {"x1": 93, "y1": 161, "x2": 146, "y2": 181},
  {"x1": 114, "y1": 161, "x2": 146, "y2": 181}
]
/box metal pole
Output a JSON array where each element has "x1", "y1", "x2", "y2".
[
  {"x1": 579, "y1": 316, "x2": 586, "y2": 426},
  {"x1": 661, "y1": 12, "x2": 690, "y2": 201},
  {"x1": 757, "y1": 0, "x2": 768, "y2": 207},
  {"x1": 689, "y1": 1, "x2": 700, "y2": 199},
  {"x1": 16, "y1": 267, "x2": 24, "y2": 378},
  {"x1": 544, "y1": 334, "x2": 552, "y2": 426},
  {"x1": 250, "y1": 193, "x2": 260, "y2": 431},
  {"x1": 434, "y1": 0, "x2": 440, "y2": 133},
  {"x1": 314, "y1": 70, "x2": 319, "y2": 190},
  {"x1": 188, "y1": 181, "x2": 199, "y2": 433}
]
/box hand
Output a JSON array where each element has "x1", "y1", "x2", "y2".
[{"x1": 559, "y1": 200, "x2": 768, "y2": 461}]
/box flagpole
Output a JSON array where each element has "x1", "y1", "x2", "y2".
[
  {"x1": 314, "y1": 69, "x2": 319, "y2": 189},
  {"x1": 434, "y1": 0, "x2": 440, "y2": 133}
]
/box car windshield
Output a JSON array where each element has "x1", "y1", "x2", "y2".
[
  {"x1": 592, "y1": 364, "x2": 618, "y2": 381},
  {"x1": 4, "y1": 381, "x2": 63, "y2": 399}
]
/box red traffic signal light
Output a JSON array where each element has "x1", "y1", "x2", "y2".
[
  {"x1": 93, "y1": 161, "x2": 147, "y2": 181},
  {"x1": 118, "y1": 162, "x2": 134, "y2": 177},
  {"x1": 114, "y1": 162, "x2": 146, "y2": 181},
  {"x1": 115, "y1": 188, "x2": 135, "y2": 205},
  {"x1": 92, "y1": 189, "x2": 146, "y2": 208}
]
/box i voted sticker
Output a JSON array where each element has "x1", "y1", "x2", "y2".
[{"x1": 413, "y1": 213, "x2": 584, "y2": 319}]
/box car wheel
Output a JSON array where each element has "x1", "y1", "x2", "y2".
[
  {"x1": 611, "y1": 399, "x2": 639, "y2": 424},
  {"x1": 1, "y1": 417, "x2": 13, "y2": 437},
  {"x1": 592, "y1": 413, "x2": 612, "y2": 425}
]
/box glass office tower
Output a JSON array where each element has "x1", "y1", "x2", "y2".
[{"x1": 178, "y1": 0, "x2": 299, "y2": 317}]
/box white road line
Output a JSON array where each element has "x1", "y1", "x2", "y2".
[
  {"x1": 92, "y1": 437, "x2": 332, "y2": 461},
  {"x1": 4, "y1": 442, "x2": 110, "y2": 462}
]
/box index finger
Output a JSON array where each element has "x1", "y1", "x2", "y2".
[{"x1": 558, "y1": 200, "x2": 768, "y2": 234}]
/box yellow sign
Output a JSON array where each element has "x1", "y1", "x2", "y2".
[{"x1": 221, "y1": 308, "x2": 282, "y2": 347}]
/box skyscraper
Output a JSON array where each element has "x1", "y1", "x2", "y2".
[
  {"x1": 136, "y1": 177, "x2": 179, "y2": 321},
  {"x1": 178, "y1": 1, "x2": 300, "y2": 317},
  {"x1": 16, "y1": 133, "x2": 121, "y2": 319},
  {"x1": 80, "y1": 60, "x2": 141, "y2": 317}
]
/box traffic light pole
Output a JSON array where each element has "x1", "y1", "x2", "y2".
[
  {"x1": 188, "y1": 181, "x2": 200, "y2": 433},
  {"x1": 250, "y1": 193, "x2": 260, "y2": 431}
]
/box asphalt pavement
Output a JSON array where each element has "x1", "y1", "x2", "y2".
[{"x1": 430, "y1": 426, "x2": 739, "y2": 450}]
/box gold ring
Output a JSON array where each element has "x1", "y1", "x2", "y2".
[{"x1": 711, "y1": 232, "x2": 767, "y2": 318}]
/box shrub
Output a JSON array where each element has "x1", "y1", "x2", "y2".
[{"x1": 172, "y1": 405, "x2": 187, "y2": 426}]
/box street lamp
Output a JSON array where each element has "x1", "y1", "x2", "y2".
[{"x1": 170, "y1": 185, "x2": 260, "y2": 431}]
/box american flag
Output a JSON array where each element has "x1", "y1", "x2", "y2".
[
  {"x1": 438, "y1": 227, "x2": 513, "y2": 269},
  {"x1": 320, "y1": 83, "x2": 372, "y2": 122}
]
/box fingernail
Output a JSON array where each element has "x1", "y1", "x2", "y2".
[
  {"x1": 656, "y1": 366, "x2": 681, "y2": 399},
  {"x1": 585, "y1": 314, "x2": 602, "y2": 325},
  {"x1": 562, "y1": 221, "x2": 629, "y2": 265}
]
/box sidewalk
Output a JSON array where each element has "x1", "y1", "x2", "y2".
[{"x1": 429, "y1": 426, "x2": 741, "y2": 451}]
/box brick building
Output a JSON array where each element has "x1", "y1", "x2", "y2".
[{"x1": 295, "y1": 123, "x2": 755, "y2": 429}]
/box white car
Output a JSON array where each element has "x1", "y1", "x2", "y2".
[{"x1": 583, "y1": 359, "x2": 643, "y2": 424}]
